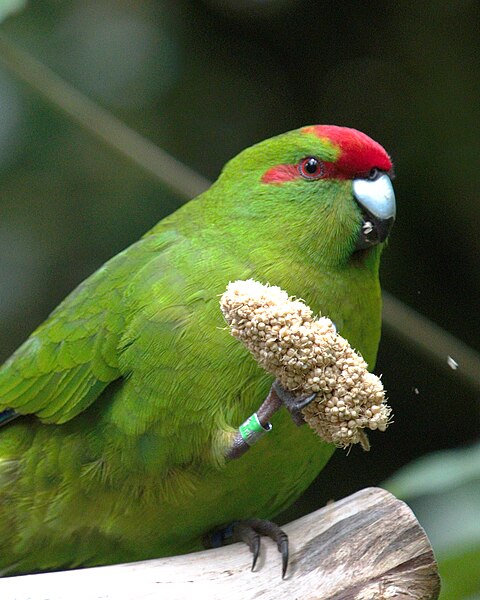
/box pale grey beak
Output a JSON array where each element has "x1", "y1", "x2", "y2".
[
  {"x1": 353, "y1": 174, "x2": 396, "y2": 249},
  {"x1": 353, "y1": 174, "x2": 396, "y2": 220}
]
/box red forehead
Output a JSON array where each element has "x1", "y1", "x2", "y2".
[{"x1": 303, "y1": 125, "x2": 392, "y2": 175}]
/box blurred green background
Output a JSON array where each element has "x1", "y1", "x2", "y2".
[{"x1": 0, "y1": 1, "x2": 478, "y2": 597}]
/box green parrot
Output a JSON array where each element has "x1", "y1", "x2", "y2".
[{"x1": 0, "y1": 125, "x2": 395, "y2": 577}]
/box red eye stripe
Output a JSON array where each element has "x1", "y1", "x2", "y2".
[
  {"x1": 261, "y1": 160, "x2": 351, "y2": 185},
  {"x1": 261, "y1": 164, "x2": 299, "y2": 184},
  {"x1": 262, "y1": 126, "x2": 392, "y2": 186}
]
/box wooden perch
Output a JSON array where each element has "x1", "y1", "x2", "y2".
[{"x1": 0, "y1": 487, "x2": 440, "y2": 600}]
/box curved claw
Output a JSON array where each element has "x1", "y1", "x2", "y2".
[
  {"x1": 273, "y1": 380, "x2": 317, "y2": 426},
  {"x1": 280, "y1": 537, "x2": 289, "y2": 579},
  {"x1": 203, "y1": 519, "x2": 289, "y2": 577},
  {"x1": 250, "y1": 533, "x2": 261, "y2": 571},
  {"x1": 237, "y1": 519, "x2": 289, "y2": 577},
  {"x1": 293, "y1": 392, "x2": 317, "y2": 411}
]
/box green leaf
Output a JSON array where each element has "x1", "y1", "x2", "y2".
[
  {"x1": 383, "y1": 442, "x2": 480, "y2": 499},
  {"x1": 383, "y1": 443, "x2": 480, "y2": 599},
  {"x1": 439, "y1": 547, "x2": 480, "y2": 600},
  {"x1": 0, "y1": 0, "x2": 26, "y2": 23}
]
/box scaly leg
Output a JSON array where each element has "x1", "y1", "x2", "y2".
[
  {"x1": 226, "y1": 380, "x2": 317, "y2": 459},
  {"x1": 212, "y1": 380, "x2": 316, "y2": 576}
]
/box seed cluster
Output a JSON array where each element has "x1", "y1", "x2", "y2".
[{"x1": 220, "y1": 279, "x2": 392, "y2": 449}]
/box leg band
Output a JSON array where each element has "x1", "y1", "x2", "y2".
[{"x1": 239, "y1": 413, "x2": 272, "y2": 446}]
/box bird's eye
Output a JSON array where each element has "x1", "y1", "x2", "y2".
[
  {"x1": 368, "y1": 168, "x2": 381, "y2": 181},
  {"x1": 299, "y1": 157, "x2": 324, "y2": 180}
]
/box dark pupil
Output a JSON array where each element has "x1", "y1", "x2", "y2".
[{"x1": 305, "y1": 158, "x2": 318, "y2": 173}]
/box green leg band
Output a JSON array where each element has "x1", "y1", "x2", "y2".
[{"x1": 239, "y1": 413, "x2": 272, "y2": 446}]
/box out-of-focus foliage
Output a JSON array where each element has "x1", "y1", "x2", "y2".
[
  {"x1": 384, "y1": 443, "x2": 480, "y2": 599},
  {"x1": 0, "y1": 0, "x2": 26, "y2": 24},
  {"x1": 0, "y1": 0, "x2": 478, "y2": 595}
]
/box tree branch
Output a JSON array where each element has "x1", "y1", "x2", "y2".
[
  {"x1": 1, "y1": 488, "x2": 440, "y2": 600},
  {"x1": 0, "y1": 33, "x2": 211, "y2": 200},
  {"x1": 383, "y1": 291, "x2": 480, "y2": 392}
]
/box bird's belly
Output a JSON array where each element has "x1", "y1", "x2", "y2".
[
  {"x1": 122, "y1": 410, "x2": 335, "y2": 559},
  {"x1": 0, "y1": 415, "x2": 334, "y2": 574}
]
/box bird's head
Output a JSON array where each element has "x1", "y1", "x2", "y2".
[{"x1": 215, "y1": 125, "x2": 395, "y2": 267}]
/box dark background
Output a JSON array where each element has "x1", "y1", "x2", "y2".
[{"x1": 0, "y1": 0, "x2": 478, "y2": 593}]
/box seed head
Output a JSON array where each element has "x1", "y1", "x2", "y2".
[{"x1": 220, "y1": 280, "x2": 392, "y2": 449}]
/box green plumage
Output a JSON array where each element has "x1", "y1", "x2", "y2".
[{"x1": 0, "y1": 126, "x2": 388, "y2": 575}]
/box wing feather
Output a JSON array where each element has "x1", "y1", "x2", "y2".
[{"x1": 0, "y1": 236, "x2": 162, "y2": 424}]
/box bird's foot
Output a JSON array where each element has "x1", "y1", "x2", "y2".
[
  {"x1": 225, "y1": 380, "x2": 317, "y2": 460},
  {"x1": 203, "y1": 518, "x2": 289, "y2": 578},
  {"x1": 272, "y1": 380, "x2": 317, "y2": 426}
]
